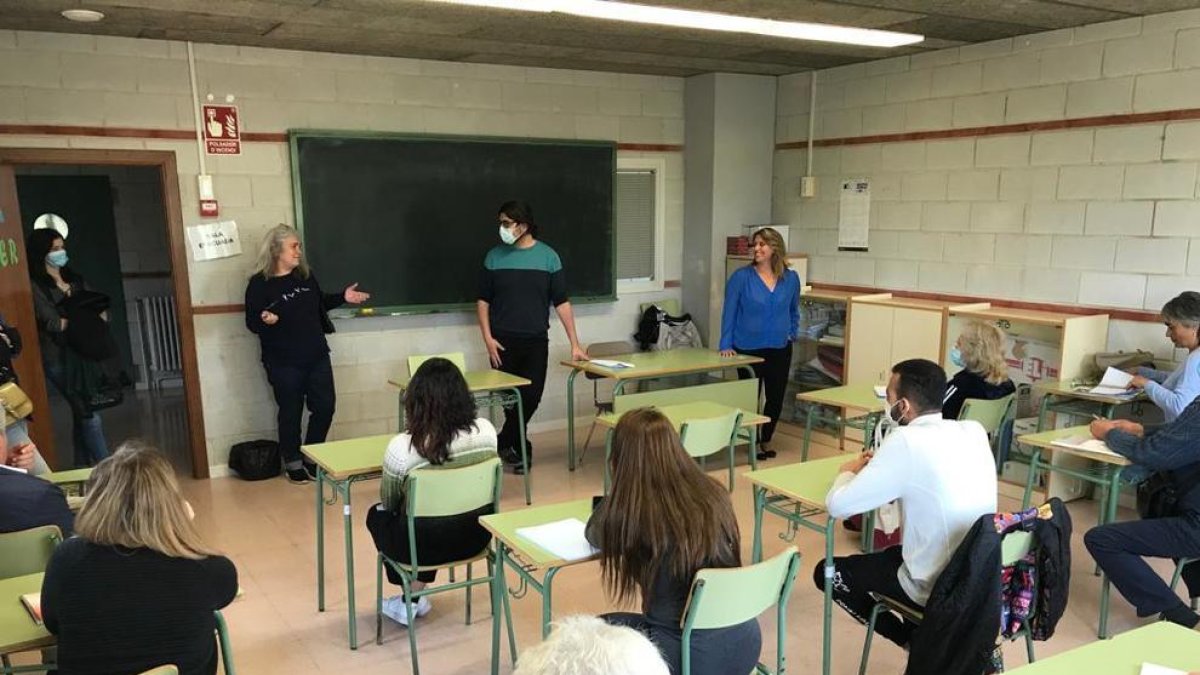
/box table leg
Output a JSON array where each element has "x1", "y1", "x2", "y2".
[
  {"x1": 752, "y1": 486, "x2": 765, "y2": 564},
  {"x1": 603, "y1": 428, "x2": 613, "y2": 494},
  {"x1": 316, "y1": 467, "x2": 325, "y2": 613},
  {"x1": 822, "y1": 517, "x2": 836, "y2": 675},
  {"x1": 748, "y1": 426, "x2": 758, "y2": 471},
  {"x1": 397, "y1": 388, "x2": 405, "y2": 432},
  {"x1": 343, "y1": 481, "x2": 357, "y2": 650},
  {"x1": 1036, "y1": 395, "x2": 1052, "y2": 432},
  {"x1": 511, "y1": 386, "x2": 531, "y2": 505},
  {"x1": 542, "y1": 567, "x2": 561, "y2": 639},
  {"x1": 566, "y1": 369, "x2": 580, "y2": 471},
  {"x1": 490, "y1": 543, "x2": 505, "y2": 675},
  {"x1": 1022, "y1": 448, "x2": 1042, "y2": 509},
  {"x1": 802, "y1": 404, "x2": 815, "y2": 462},
  {"x1": 1098, "y1": 466, "x2": 1125, "y2": 640}
]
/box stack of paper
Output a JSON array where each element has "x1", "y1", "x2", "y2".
[
  {"x1": 515, "y1": 518, "x2": 598, "y2": 561},
  {"x1": 1140, "y1": 664, "x2": 1186, "y2": 675},
  {"x1": 1090, "y1": 367, "x2": 1137, "y2": 396},
  {"x1": 1050, "y1": 435, "x2": 1123, "y2": 460},
  {"x1": 590, "y1": 359, "x2": 634, "y2": 369}
]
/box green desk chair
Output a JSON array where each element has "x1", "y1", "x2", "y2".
[
  {"x1": 214, "y1": 610, "x2": 235, "y2": 675},
  {"x1": 0, "y1": 525, "x2": 62, "y2": 579},
  {"x1": 579, "y1": 340, "x2": 635, "y2": 465},
  {"x1": 958, "y1": 394, "x2": 1016, "y2": 472},
  {"x1": 680, "y1": 547, "x2": 800, "y2": 675},
  {"x1": 1169, "y1": 557, "x2": 1200, "y2": 611},
  {"x1": 679, "y1": 410, "x2": 743, "y2": 492},
  {"x1": 858, "y1": 529, "x2": 1036, "y2": 675},
  {"x1": 138, "y1": 666, "x2": 179, "y2": 675},
  {"x1": 374, "y1": 457, "x2": 515, "y2": 674},
  {"x1": 407, "y1": 352, "x2": 467, "y2": 376}
]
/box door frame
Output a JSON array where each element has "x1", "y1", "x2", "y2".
[{"x1": 0, "y1": 147, "x2": 210, "y2": 479}]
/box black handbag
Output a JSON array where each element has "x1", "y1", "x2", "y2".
[
  {"x1": 1136, "y1": 472, "x2": 1179, "y2": 520},
  {"x1": 228, "y1": 440, "x2": 282, "y2": 481}
]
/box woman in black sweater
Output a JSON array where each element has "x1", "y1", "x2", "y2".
[
  {"x1": 41, "y1": 442, "x2": 238, "y2": 675},
  {"x1": 943, "y1": 320, "x2": 1016, "y2": 420},
  {"x1": 244, "y1": 224, "x2": 369, "y2": 483}
]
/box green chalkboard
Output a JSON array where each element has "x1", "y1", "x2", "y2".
[{"x1": 290, "y1": 131, "x2": 616, "y2": 314}]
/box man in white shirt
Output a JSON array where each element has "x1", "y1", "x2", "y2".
[{"x1": 814, "y1": 358, "x2": 997, "y2": 648}]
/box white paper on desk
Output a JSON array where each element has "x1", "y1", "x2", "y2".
[
  {"x1": 590, "y1": 359, "x2": 634, "y2": 369},
  {"x1": 1090, "y1": 367, "x2": 1136, "y2": 396},
  {"x1": 873, "y1": 385, "x2": 887, "y2": 398},
  {"x1": 1050, "y1": 435, "x2": 1123, "y2": 460},
  {"x1": 1140, "y1": 664, "x2": 1186, "y2": 675},
  {"x1": 515, "y1": 518, "x2": 598, "y2": 561}
]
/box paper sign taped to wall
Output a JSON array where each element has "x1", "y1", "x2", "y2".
[
  {"x1": 838, "y1": 178, "x2": 870, "y2": 251},
  {"x1": 187, "y1": 219, "x2": 242, "y2": 261}
]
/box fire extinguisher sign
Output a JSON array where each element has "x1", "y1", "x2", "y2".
[{"x1": 201, "y1": 104, "x2": 241, "y2": 155}]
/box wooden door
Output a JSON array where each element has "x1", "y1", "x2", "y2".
[
  {"x1": 0, "y1": 166, "x2": 55, "y2": 466},
  {"x1": 891, "y1": 307, "x2": 944, "y2": 364},
  {"x1": 846, "y1": 303, "x2": 894, "y2": 385}
]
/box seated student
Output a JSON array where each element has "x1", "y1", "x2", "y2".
[
  {"x1": 1085, "y1": 403, "x2": 1200, "y2": 628},
  {"x1": 41, "y1": 442, "x2": 237, "y2": 675},
  {"x1": 1128, "y1": 291, "x2": 1200, "y2": 422},
  {"x1": 0, "y1": 414, "x2": 72, "y2": 536},
  {"x1": 513, "y1": 614, "x2": 670, "y2": 675},
  {"x1": 817, "y1": 359, "x2": 997, "y2": 648},
  {"x1": 586, "y1": 408, "x2": 760, "y2": 675},
  {"x1": 942, "y1": 320, "x2": 1015, "y2": 420},
  {"x1": 365, "y1": 357, "x2": 498, "y2": 626}
]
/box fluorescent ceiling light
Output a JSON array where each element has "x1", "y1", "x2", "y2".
[
  {"x1": 61, "y1": 8, "x2": 105, "y2": 22},
  {"x1": 426, "y1": 0, "x2": 923, "y2": 48}
]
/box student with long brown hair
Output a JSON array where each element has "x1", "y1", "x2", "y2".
[
  {"x1": 40, "y1": 442, "x2": 238, "y2": 675},
  {"x1": 586, "y1": 408, "x2": 760, "y2": 675}
]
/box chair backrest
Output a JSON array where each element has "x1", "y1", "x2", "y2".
[
  {"x1": 679, "y1": 411, "x2": 742, "y2": 459},
  {"x1": 682, "y1": 548, "x2": 800, "y2": 631},
  {"x1": 407, "y1": 457, "x2": 502, "y2": 518},
  {"x1": 0, "y1": 525, "x2": 63, "y2": 579},
  {"x1": 407, "y1": 352, "x2": 467, "y2": 378},
  {"x1": 958, "y1": 394, "x2": 1015, "y2": 436},
  {"x1": 639, "y1": 299, "x2": 680, "y2": 316},
  {"x1": 1000, "y1": 529, "x2": 1034, "y2": 566},
  {"x1": 138, "y1": 667, "x2": 180, "y2": 675}
]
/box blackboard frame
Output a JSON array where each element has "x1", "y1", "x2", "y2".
[{"x1": 288, "y1": 129, "x2": 618, "y2": 317}]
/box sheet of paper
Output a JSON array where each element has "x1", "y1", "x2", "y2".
[
  {"x1": 515, "y1": 518, "x2": 598, "y2": 562},
  {"x1": 838, "y1": 179, "x2": 870, "y2": 251},
  {"x1": 1140, "y1": 664, "x2": 1186, "y2": 675},
  {"x1": 1050, "y1": 435, "x2": 1123, "y2": 459},
  {"x1": 590, "y1": 359, "x2": 633, "y2": 369},
  {"x1": 186, "y1": 219, "x2": 242, "y2": 261},
  {"x1": 873, "y1": 385, "x2": 886, "y2": 398},
  {"x1": 1090, "y1": 367, "x2": 1136, "y2": 396}
]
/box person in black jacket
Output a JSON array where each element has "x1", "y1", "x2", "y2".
[
  {"x1": 943, "y1": 320, "x2": 1015, "y2": 420},
  {"x1": 41, "y1": 442, "x2": 237, "y2": 675},
  {"x1": 1085, "y1": 403, "x2": 1200, "y2": 629},
  {"x1": 27, "y1": 228, "x2": 110, "y2": 467},
  {"x1": 0, "y1": 414, "x2": 73, "y2": 536},
  {"x1": 245, "y1": 224, "x2": 369, "y2": 484}
]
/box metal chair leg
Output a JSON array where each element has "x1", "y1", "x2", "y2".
[
  {"x1": 1025, "y1": 630, "x2": 1035, "y2": 664},
  {"x1": 466, "y1": 562, "x2": 473, "y2": 625},
  {"x1": 858, "y1": 603, "x2": 884, "y2": 675}
]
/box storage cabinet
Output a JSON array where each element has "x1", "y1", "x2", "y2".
[{"x1": 845, "y1": 295, "x2": 953, "y2": 385}]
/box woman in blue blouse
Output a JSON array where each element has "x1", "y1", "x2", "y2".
[
  {"x1": 1129, "y1": 291, "x2": 1200, "y2": 422},
  {"x1": 719, "y1": 227, "x2": 801, "y2": 460}
]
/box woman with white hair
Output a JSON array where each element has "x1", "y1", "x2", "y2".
[
  {"x1": 244, "y1": 224, "x2": 369, "y2": 483},
  {"x1": 513, "y1": 615, "x2": 669, "y2": 675}
]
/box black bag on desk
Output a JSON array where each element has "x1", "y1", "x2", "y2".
[{"x1": 229, "y1": 440, "x2": 281, "y2": 481}]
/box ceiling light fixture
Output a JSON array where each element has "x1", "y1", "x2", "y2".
[
  {"x1": 61, "y1": 9, "x2": 105, "y2": 22},
  {"x1": 426, "y1": 0, "x2": 922, "y2": 48}
]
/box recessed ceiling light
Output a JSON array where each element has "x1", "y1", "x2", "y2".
[
  {"x1": 61, "y1": 9, "x2": 105, "y2": 23},
  {"x1": 425, "y1": 0, "x2": 923, "y2": 48}
]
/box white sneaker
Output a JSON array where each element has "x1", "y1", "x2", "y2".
[{"x1": 381, "y1": 595, "x2": 432, "y2": 626}]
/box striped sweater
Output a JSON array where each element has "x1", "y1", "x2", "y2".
[{"x1": 379, "y1": 418, "x2": 498, "y2": 512}]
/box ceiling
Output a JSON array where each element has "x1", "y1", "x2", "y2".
[{"x1": 3, "y1": 0, "x2": 1200, "y2": 76}]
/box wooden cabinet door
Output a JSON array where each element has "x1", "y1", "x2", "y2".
[
  {"x1": 891, "y1": 307, "x2": 943, "y2": 364},
  {"x1": 846, "y1": 304, "x2": 894, "y2": 385},
  {"x1": 0, "y1": 165, "x2": 55, "y2": 466}
]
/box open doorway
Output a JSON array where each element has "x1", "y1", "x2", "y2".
[{"x1": 0, "y1": 148, "x2": 208, "y2": 479}]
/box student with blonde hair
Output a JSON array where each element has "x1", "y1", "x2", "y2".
[
  {"x1": 41, "y1": 442, "x2": 238, "y2": 675},
  {"x1": 244, "y1": 224, "x2": 370, "y2": 483},
  {"x1": 514, "y1": 615, "x2": 670, "y2": 675},
  {"x1": 942, "y1": 320, "x2": 1015, "y2": 420}
]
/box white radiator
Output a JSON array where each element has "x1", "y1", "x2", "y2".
[{"x1": 136, "y1": 295, "x2": 183, "y2": 390}]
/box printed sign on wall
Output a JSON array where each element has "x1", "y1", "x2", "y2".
[
  {"x1": 202, "y1": 105, "x2": 241, "y2": 155},
  {"x1": 187, "y1": 219, "x2": 242, "y2": 261}
]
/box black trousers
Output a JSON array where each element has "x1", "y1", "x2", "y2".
[
  {"x1": 263, "y1": 354, "x2": 335, "y2": 468},
  {"x1": 814, "y1": 545, "x2": 920, "y2": 647},
  {"x1": 1084, "y1": 513, "x2": 1200, "y2": 625},
  {"x1": 601, "y1": 612, "x2": 761, "y2": 675},
  {"x1": 737, "y1": 343, "x2": 793, "y2": 444},
  {"x1": 366, "y1": 503, "x2": 494, "y2": 587},
  {"x1": 494, "y1": 335, "x2": 548, "y2": 458}
]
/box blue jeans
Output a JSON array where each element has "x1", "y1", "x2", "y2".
[
  {"x1": 6, "y1": 417, "x2": 50, "y2": 474},
  {"x1": 43, "y1": 361, "x2": 109, "y2": 467}
]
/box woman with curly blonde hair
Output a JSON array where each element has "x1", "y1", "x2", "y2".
[{"x1": 943, "y1": 320, "x2": 1015, "y2": 419}]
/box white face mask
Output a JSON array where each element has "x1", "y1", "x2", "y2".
[
  {"x1": 499, "y1": 224, "x2": 518, "y2": 245},
  {"x1": 872, "y1": 399, "x2": 905, "y2": 449}
]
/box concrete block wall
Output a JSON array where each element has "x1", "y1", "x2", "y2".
[
  {"x1": 775, "y1": 8, "x2": 1200, "y2": 357},
  {"x1": 0, "y1": 30, "x2": 684, "y2": 470}
]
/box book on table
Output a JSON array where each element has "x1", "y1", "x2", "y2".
[
  {"x1": 21, "y1": 592, "x2": 41, "y2": 625},
  {"x1": 1089, "y1": 367, "x2": 1138, "y2": 397}
]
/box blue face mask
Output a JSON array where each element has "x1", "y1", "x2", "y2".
[
  {"x1": 949, "y1": 346, "x2": 965, "y2": 368},
  {"x1": 46, "y1": 250, "x2": 68, "y2": 268}
]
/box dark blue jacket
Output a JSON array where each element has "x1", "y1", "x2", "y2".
[
  {"x1": 0, "y1": 466, "x2": 74, "y2": 536},
  {"x1": 1105, "y1": 396, "x2": 1200, "y2": 514}
]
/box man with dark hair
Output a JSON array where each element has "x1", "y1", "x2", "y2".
[{"x1": 813, "y1": 358, "x2": 996, "y2": 648}]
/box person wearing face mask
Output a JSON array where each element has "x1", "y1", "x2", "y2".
[
  {"x1": 477, "y1": 201, "x2": 587, "y2": 474},
  {"x1": 816, "y1": 359, "x2": 997, "y2": 650},
  {"x1": 28, "y1": 227, "x2": 111, "y2": 467},
  {"x1": 942, "y1": 320, "x2": 1015, "y2": 420},
  {"x1": 1126, "y1": 292, "x2": 1200, "y2": 423}
]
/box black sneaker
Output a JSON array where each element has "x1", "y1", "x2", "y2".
[{"x1": 286, "y1": 467, "x2": 312, "y2": 484}]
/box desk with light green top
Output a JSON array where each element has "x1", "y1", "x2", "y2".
[
  {"x1": 1007, "y1": 621, "x2": 1200, "y2": 673},
  {"x1": 42, "y1": 467, "x2": 91, "y2": 488},
  {"x1": 561, "y1": 348, "x2": 762, "y2": 471},
  {"x1": 479, "y1": 498, "x2": 595, "y2": 675},
  {"x1": 595, "y1": 400, "x2": 770, "y2": 491},
  {"x1": 389, "y1": 369, "x2": 533, "y2": 504},
  {"x1": 1016, "y1": 425, "x2": 1131, "y2": 640},
  {"x1": 796, "y1": 384, "x2": 886, "y2": 460},
  {"x1": 301, "y1": 434, "x2": 392, "y2": 651},
  {"x1": 745, "y1": 455, "x2": 852, "y2": 675},
  {"x1": 1033, "y1": 380, "x2": 1143, "y2": 431},
  {"x1": 0, "y1": 573, "x2": 53, "y2": 670}
]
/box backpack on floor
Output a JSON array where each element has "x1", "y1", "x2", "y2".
[{"x1": 229, "y1": 440, "x2": 281, "y2": 481}]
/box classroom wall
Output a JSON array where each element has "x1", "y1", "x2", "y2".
[
  {"x1": 774, "y1": 9, "x2": 1200, "y2": 359},
  {"x1": 0, "y1": 30, "x2": 685, "y2": 471}
]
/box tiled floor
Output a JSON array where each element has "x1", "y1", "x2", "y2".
[{"x1": 19, "y1": 422, "x2": 1189, "y2": 674}]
